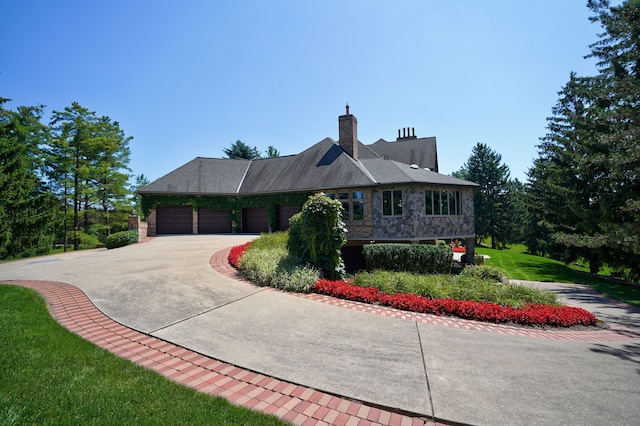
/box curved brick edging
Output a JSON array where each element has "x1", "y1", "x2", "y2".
[
  {"x1": 3, "y1": 280, "x2": 439, "y2": 426},
  {"x1": 210, "y1": 247, "x2": 640, "y2": 343}
]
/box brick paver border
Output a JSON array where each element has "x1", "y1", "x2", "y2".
[
  {"x1": 3, "y1": 279, "x2": 440, "y2": 426},
  {"x1": 210, "y1": 247, "x2": 640, "y2": 343}
]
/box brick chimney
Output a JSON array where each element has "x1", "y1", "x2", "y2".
[{"x1": 338, "y1": 104, "x2": 358, "y2": 160}]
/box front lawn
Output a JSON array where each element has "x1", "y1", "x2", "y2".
[
  {"x1": 476, "y1": 245, "x2": 640, "y2": 308},
  {"x1": 0, "y1": 285, "x2": 286, "y2": 426}
]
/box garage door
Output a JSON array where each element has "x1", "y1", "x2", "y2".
[
  {"x1": 278, "y1": 205, "x2": 300, "y2": 231},
  {"x1": 242, "y1": 208, "x2": 269, "y2": 233},
  {"x1": 198, "y1": 208, "x2": 232, "y2": 234},
  {"x1": 156, "y1": 206, "x2": 193, "y2": 234}
]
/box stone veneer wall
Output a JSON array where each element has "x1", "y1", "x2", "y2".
[
  {"x1": 371, "y1": 186, "x2": 475, "y2": 240},
  {"x1": 339, "y1": 187, "x2": 374, "y2": 240}
]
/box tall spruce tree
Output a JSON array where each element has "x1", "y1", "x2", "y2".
[
  {"x1": 0, "y1": 99, "x2": 56, "y2": 259},
  {"x1": 586, "y1": 0, "x2": 640, "y2": 277},
  {"x1": 455, "y1": 143, "x2": 512, "y2": 249},
  {"x1": 529, "y1": 0, "x2": 640, "y2": 278},
  {"x1": 526, "y1": 74, "x2": 608, "y2": 271},
  {"x1": 223, "y1": 140, "x2": 262, "y2": 159}
]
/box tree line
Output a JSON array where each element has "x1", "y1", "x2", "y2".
[
  {"x1": 457, "y1": 0, "x2": 640, "y2": 282},
  {"x1": 0, "y1": 100, "x2": 146, "y2": 259},
  {"x1": 0, "y1": 99, "x2": 279, "y2": 260}
]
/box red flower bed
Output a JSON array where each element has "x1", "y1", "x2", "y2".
[
  {"x1": 314, "y1": 279, "x2": 598, "y2": 327},
  {"x1": 228, "y1": 242, "x2": 251, "y2": 269},
  {"x1": 452, "y1": 247, "x2": 466, "y2": 253},
  {"x1": 226, "y1": 243, "x2": 599, "y2": 327}
]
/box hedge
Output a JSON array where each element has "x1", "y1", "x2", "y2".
[
  {"x1": 105, "y1": 231, "x2": 139, "y2": 249},
  {"x1": 363, "y1": 243, "x2": 452, "y2": 274}
]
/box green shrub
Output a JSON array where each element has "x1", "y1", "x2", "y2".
[
  {"x1": 239, "y1": 237, "x2": 320, "y2": 293},
  {"x1": 74, "y1": 231, "x2": 102, "y2": 249},
  {"x1": 286, "y1": 213, "x2": 304, "y2": 259},
  {"x1": 250, "y1": 231, "x2": 289, "y2": 250},
  {"x1": 273, "y1": 265, "x2": 320, "y2": 293},
  {"x1": 239, "y1": 246, "x2": 287, "y2": 287},
  {"x1": 287, "y1": 194, "x2": 347, "y2": 280},
  {"x1": 460, "y1": 265, "x2": 508, "y2": 283},
  {"x1": 363, "y1": 243, "x2": 452, "y2": 274},
  {"x1": 105, "y1": 231, "x2": 139, "y2": 249}
]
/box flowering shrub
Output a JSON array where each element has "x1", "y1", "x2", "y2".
[
  {"x1": 228, "y1": 242, "x2": 251, "y2": 269},
  {"x1": 314, "y1": 279, "x2": 598, "y2": 327}
]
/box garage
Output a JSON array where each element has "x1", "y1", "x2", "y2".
[
  {"x1": 278, "y1": 205, "x2": 300, "y2": 231},
  {"x1": 156, "y1": 206, "x2": 193, "y2": 234},
  {"x1": 242, "y1": 208, "x2": 269, "y2": 233},
  {"x1": 198, "y1": 208, "x2": 232, "y2": 234}
]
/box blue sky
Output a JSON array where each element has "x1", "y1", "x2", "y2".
[{"x1": 2, "y1": 1, "x2": 604, "y2": 182}]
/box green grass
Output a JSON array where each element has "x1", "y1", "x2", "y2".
[
  {"x1": 0, "y1": 285, "x2": 286, "y2": 426},
  {"x1": 476, "y1": 246, "x2": 640, "y2": 308}
]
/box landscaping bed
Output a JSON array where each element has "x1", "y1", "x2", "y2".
[{"x1": 228, "y1": 240, "x2": 599, "y2": 328}]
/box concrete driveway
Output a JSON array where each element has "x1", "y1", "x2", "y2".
[{"x1": 1, "y1": 235, "x2": 640, "y2": 425}]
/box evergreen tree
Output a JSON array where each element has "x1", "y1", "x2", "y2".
[
  {"x1": 526, "y1": 74, "x2": 607, "y2": 271},
  {"x1": 223, "y1": 140, "x2": 262, "y2": 159},
  {"x1": 48, "y1": 102, "x2": 132, "y2": 249},
  {"x1": 506, "y1": 178, "x2": 527, "y2": 245},
  {"x1": 266, "y1": 145, "x2": 280, "y2": 158},
  {"x1": 529, "y1": 1, "x2": 640, "y2": 278},
  {"x1": 0, "y1": 99, "x2": 56, "y2": 259},
  {"x1": 456, "y1": 143, "x2": 512, "y2": 249},
  {"x1": 586, "y1": 0, "x2": 640, "y2": 277}
]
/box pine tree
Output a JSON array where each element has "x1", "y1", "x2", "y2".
[
  {"x1": 48, "y1": 102, "x2": 132, "y2": 249},
  {"x1": 0, "y1": 99, "x2": 56, "y2": 259},
  {"x1": 586, "y1": 0, "x2": 640, "y2": 277},
  {"x1": 456, "y1": 143, "x2": 512, "y2": 249},
  {"x1": 529, "y1": 1, "x2": 640, "y2": 278},
  {"x1": 223, "y1": 140, "x2": 262, "y2": 159}
]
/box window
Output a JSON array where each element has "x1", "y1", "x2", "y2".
[
  {"x1": 383, "y1": 190, "x2": 403, "y2": 216},
  {"x1": 425, "y1": 189, "x2": 462, "y2": 215},
  {"x1": 325, "y1": 191, "x2": 365, "y2": 221},
  {"x1": 352, "y1": 191, "x2": 364, "y2": 220}
]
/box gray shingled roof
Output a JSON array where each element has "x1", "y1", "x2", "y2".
[
  {"x1": 366, "y1": 137, "x2": 438, "y2": 172},
  {"x1": 139, "y1": 157, "x2": 250, "y2": 195},
  {"x1": 140, "y1": 137, "x2": 475, "y2": 196},
  {"x1": 238, "y1": 138, "x2": 375, "y2": 194},
  {"x1": 360, "y1": 158, "x2": 476, "y2": 187}
]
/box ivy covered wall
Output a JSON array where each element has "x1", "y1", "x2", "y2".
[{"x1": 141, "y1": 192, "x2": 312, "y2": 232}]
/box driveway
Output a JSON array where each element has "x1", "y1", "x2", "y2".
[{"x1": 1, "y1": 235, "x2": 640, "y2": 425}]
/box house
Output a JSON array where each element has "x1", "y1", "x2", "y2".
[{"x1": 138, "y1": 107, "x2": 479, "y2": 266}]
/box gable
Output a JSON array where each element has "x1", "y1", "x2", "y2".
[{"x1": 238, "y1": 138, "x2": 375, "y2": 194}]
